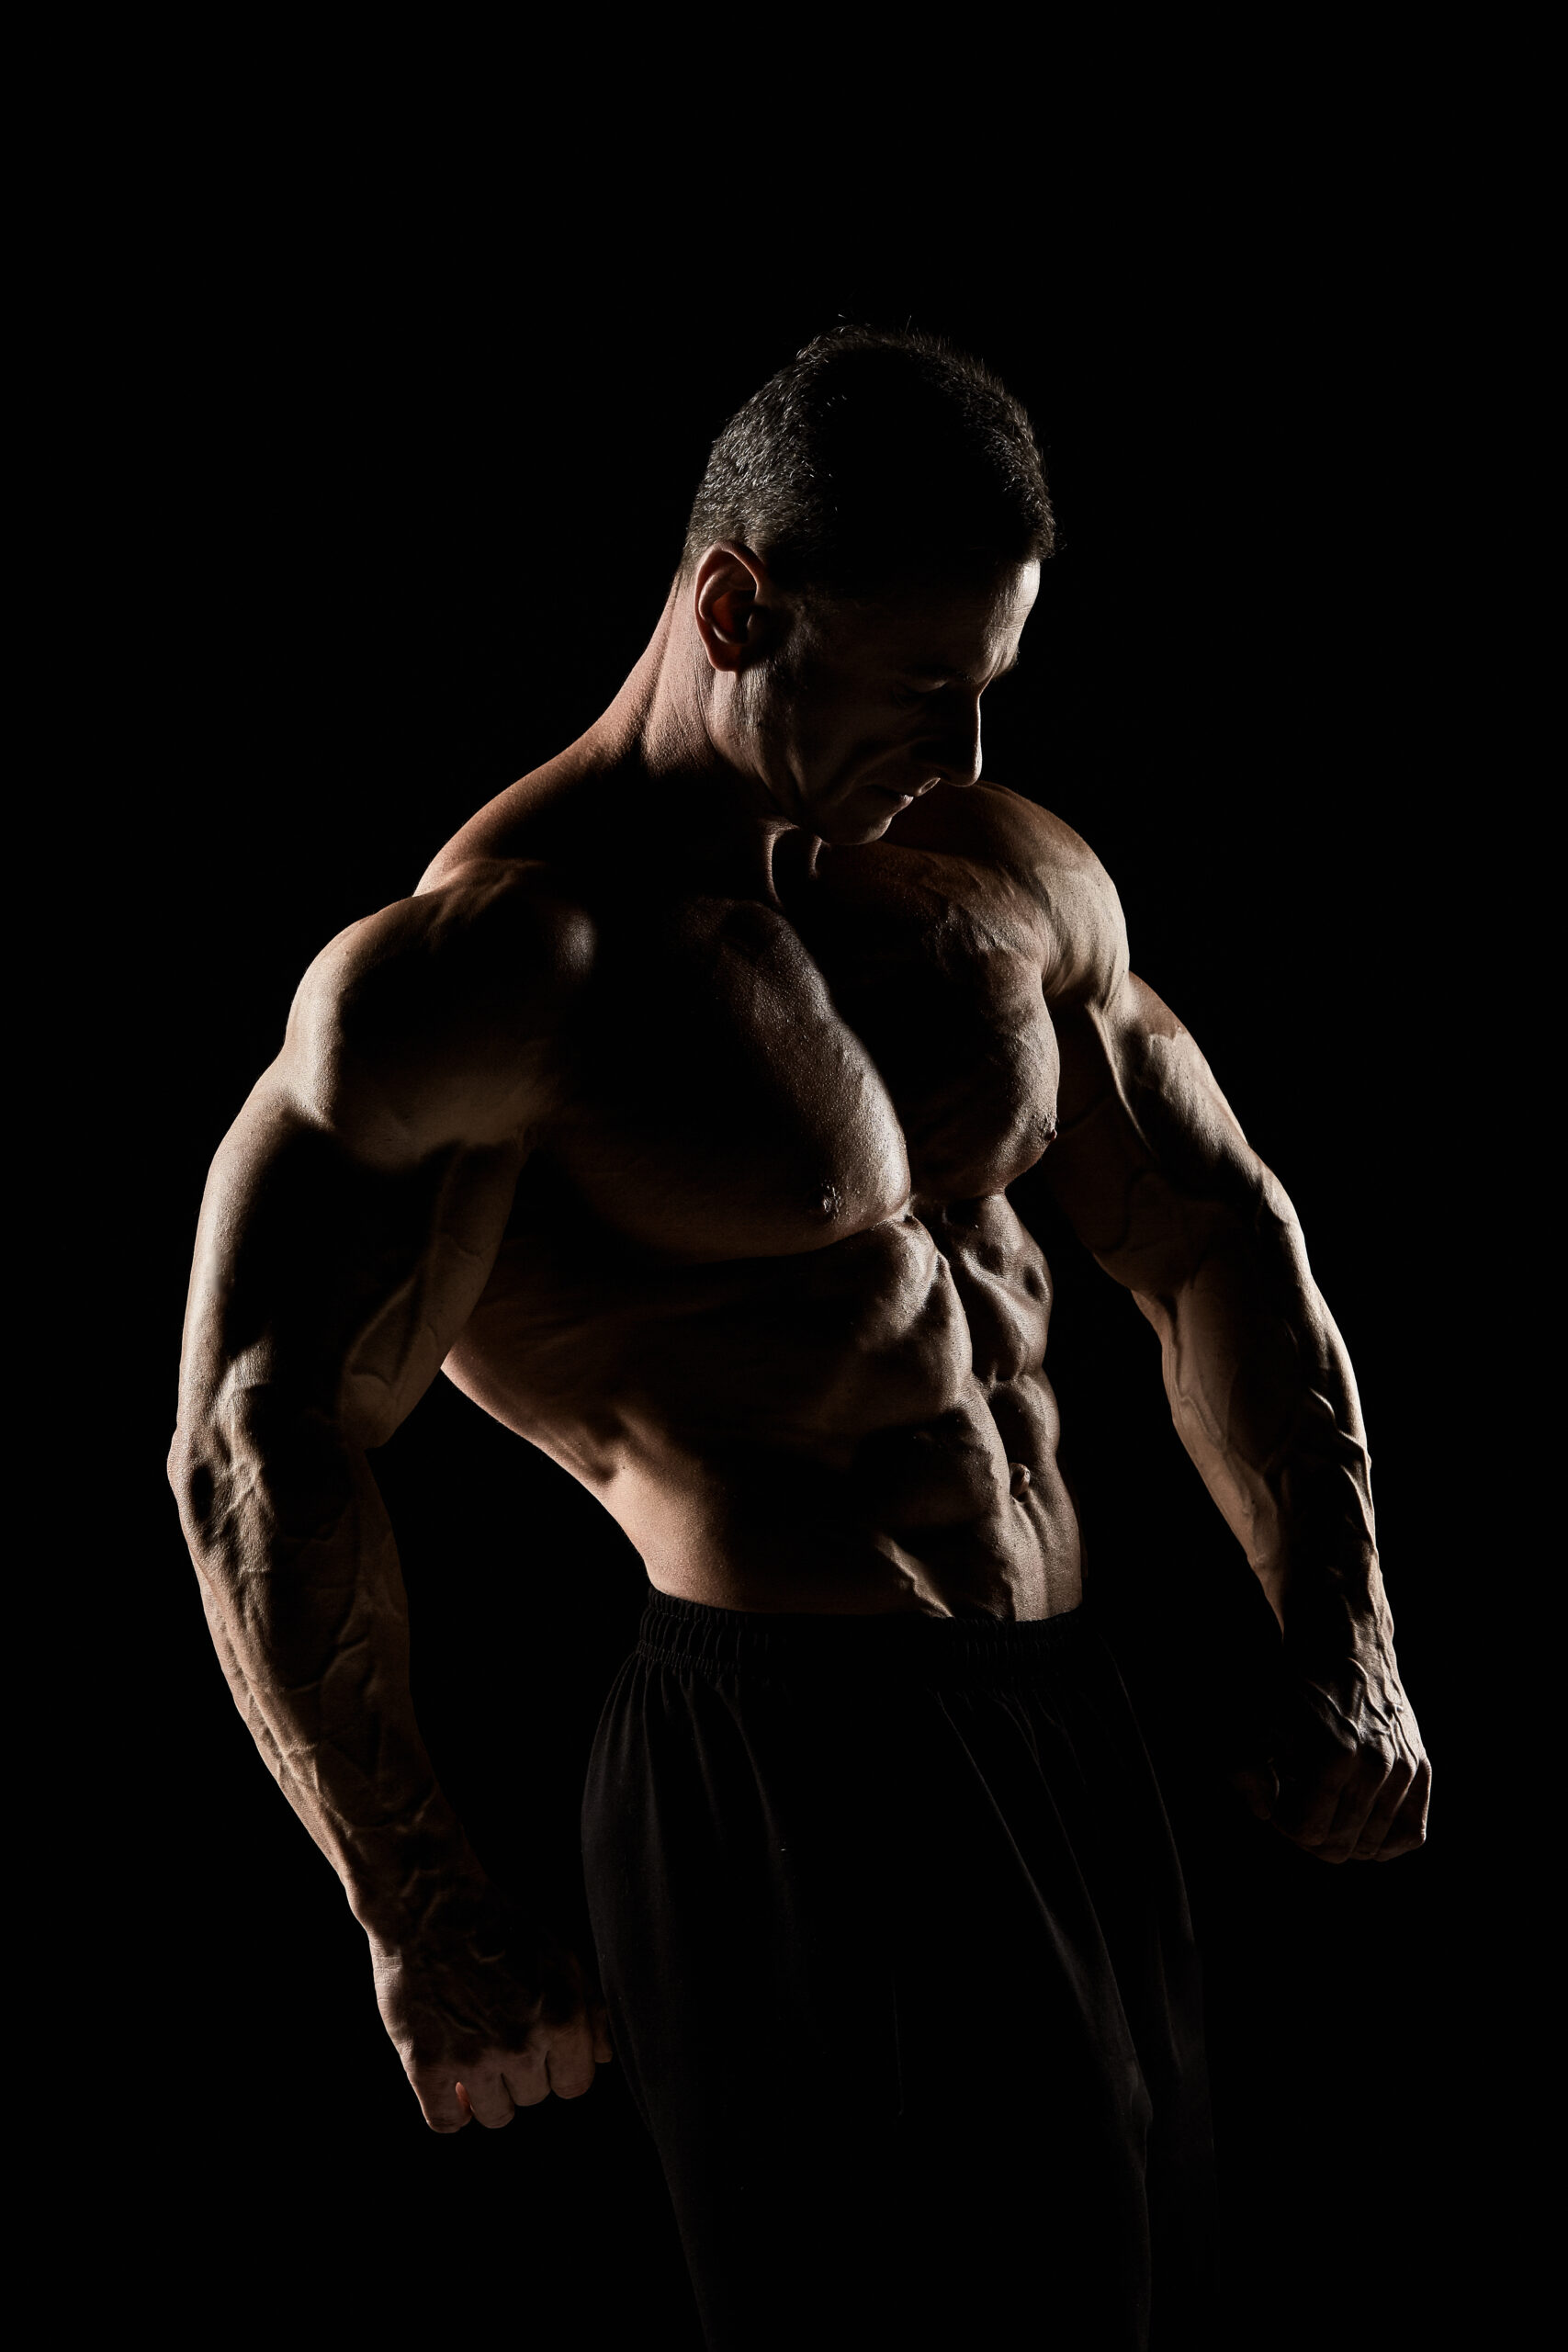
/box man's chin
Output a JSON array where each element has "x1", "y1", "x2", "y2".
[
  {"x1": 815, "y1": 804, "x2": 904, "y2": 846},
  {"x1": 812, "y1": 779, "x2": 931, "y2": 844}
]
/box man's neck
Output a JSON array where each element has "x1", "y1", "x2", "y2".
[
  {"x1": 582, "y1": 579, "x2": 805, "y2": 902},
  {"x1": 420, "y1": 581, "x2": 808, "y2": 903}
]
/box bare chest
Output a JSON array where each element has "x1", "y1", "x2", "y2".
[
  {"x1": 534, "y1": 846, "x2": 1058, "y2": 1261},
  {"x1": 797, "y1": 839, "x2": 1060, "y2": 1205}
]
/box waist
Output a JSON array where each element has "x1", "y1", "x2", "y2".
[{"x1": 633, "y1": 1582, "x2": 1097, "y2": 1686}]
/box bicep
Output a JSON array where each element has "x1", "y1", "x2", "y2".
[
  {"x1": 1043, "y1": 972, "x2": 1288, "y2": 1292},
  {"x1": 180, "y1": 1080, "x2": 525, "y2": 1452}
]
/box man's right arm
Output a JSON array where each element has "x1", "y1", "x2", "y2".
[{"x1": 167, "y1": 859, "x2": 606, "y2": 2127}]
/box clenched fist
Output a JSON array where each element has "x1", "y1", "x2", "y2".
[
  {"x1": 371, "y1": 1885, "x2": 614, "y2": 2131},
  {"x1": 1233, "y1": 1636, "x2": 1431, "y2": 1864}
]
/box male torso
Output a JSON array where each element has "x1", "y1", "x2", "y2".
[{"x1": 411, "y1": 751, "x2": 1104, "y2": 1623}]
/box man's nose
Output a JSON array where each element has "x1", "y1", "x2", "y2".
[{"x1": 926, "y1": 696, "x2": 983, "y2": 788}]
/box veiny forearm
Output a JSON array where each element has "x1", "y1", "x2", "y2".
[
  {"x1": 172, "y1": 1400, "x2": 482, "y2": 1949},
  {"x1": 1129, "y1": 1203, "x2": 1390, "y2": 1648}
]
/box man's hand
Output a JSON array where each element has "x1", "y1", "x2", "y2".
[
  {"x1": 1232, "y1": 1646, "x2": 1431, "y2": 1864},
  {"x1": 371, "y1": 1889, "x2": 614, "y2": 2131}
]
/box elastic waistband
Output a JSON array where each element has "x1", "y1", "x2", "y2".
[{"x1": 633, "y1": 1586, "x2": 1096, "y2": 1685}]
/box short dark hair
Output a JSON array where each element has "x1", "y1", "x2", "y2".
[{"x1": 681, "y1": 326, "x2": 1055, "y2": 598}]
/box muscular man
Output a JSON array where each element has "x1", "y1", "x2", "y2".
[{"x1": 171, "y1": 330, "x2": 1428, "y2": 2348}]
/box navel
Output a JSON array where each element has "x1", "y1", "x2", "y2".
[{"x1": 1009, "y1": 1463, "x2": 1032, "y2": 1498}]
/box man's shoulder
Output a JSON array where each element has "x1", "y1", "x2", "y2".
[
  {"x1": 315, "y1": 855, "x2": 595, "y2": 1023},
  {"x1": 896, "y1": 782, "x2": 1128, "y2": 1006},
  {"x1": 276, "y1": 857, "x2": 596, "y2": 1161}
]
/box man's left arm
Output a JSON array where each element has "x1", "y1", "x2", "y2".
[{"x1": 1042, "y1": 935, "x2": 1429, "y2": 1864}]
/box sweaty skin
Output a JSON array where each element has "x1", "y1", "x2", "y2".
[{"x1": 170, "y1": 545, "x2": 1430, "y2": 2132}]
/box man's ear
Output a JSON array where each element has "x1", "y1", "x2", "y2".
[{"x1": 693, "y1": 543, "x2": 782, "y2": 673}]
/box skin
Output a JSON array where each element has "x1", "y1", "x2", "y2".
[{"x1": 169, "y1": 539, "x2": 1430, "y2": 2133}]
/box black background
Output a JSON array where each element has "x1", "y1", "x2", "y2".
[{"x1": 79, "y1": 151, "x2": 1517, "y2": 2346}]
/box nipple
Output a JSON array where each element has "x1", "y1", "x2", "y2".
[
  {"x1": 816, "y1": 1182, "x2": 843, "y2": 1222},
  {"x1": 1009, "y1": 1463, "x2": 1032, "y2": 1498}
]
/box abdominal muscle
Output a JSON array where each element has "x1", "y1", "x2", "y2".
[{"x1": 442, "y1": 1193, "x2": 1086, "y2": 1623}]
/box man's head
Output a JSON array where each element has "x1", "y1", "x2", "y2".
[{"x1": 677, "y1": 328, "x2": 1054, "y2": 842}]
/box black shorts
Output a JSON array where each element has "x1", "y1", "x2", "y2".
[{"x1": 581, "y1": 1590, "x2": 1216, "y2": 2350}]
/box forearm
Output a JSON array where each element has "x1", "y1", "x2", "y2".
[
  {"x1": 1132, "y1": 1216, "x2": 1428, "y2": 1859},
  {"x1": 173, "y1": 1408, "x2": 483, "y2": 1950},
  {"x1": 1131, "y1": 1212, "x2": 1390, "y2": 1651}
]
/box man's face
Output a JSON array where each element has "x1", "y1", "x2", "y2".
[{"x1": 748, "y1": 561, "x2": 1039, "y2": 844}]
